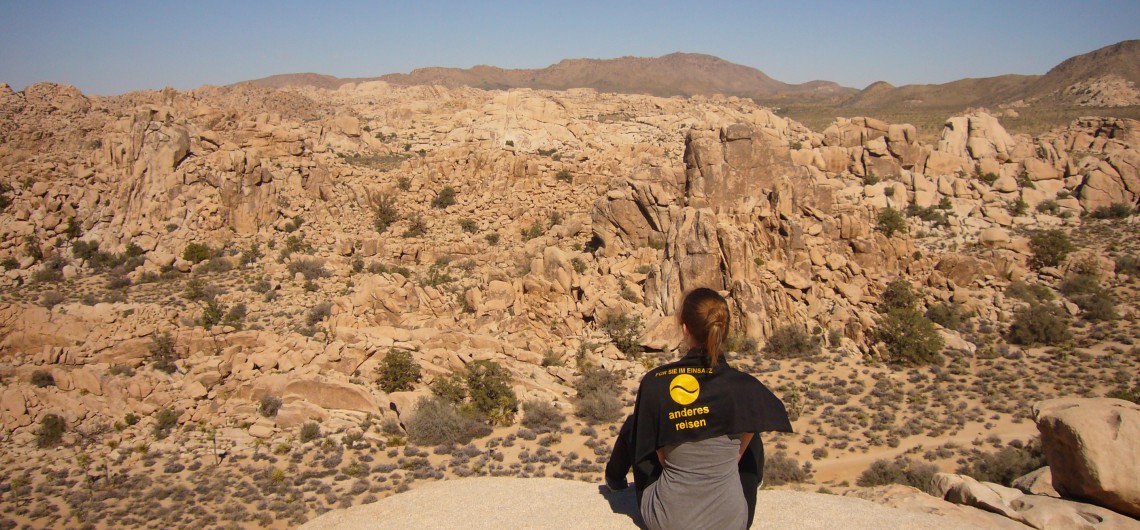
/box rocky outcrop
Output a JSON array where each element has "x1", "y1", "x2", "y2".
[
  {"x1": 1033, "y1": 398, "x2": 1140, "y2": 518},
  {"x1": 932, "y1": 473, "x2": 1138, "y2": 529}
]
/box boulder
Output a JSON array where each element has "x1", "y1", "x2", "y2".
[
  {"x1": 932, "y1": 473, "x2": 1137, "y2": 529},
  {"x1": 1033, "y1": 398, "x2": 1140, "y2": 518}
]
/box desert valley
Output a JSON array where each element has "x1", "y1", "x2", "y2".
[{"x1": 0, "y1": 39, "x2": 1139, "y2": 529}]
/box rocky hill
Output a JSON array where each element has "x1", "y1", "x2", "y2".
[
  {"x1": 241, "y1": 41, "x2": 1140, "y2": 111},
  {"x1": 0, "y1": 77, "x2": 1138, "y2": 528}
]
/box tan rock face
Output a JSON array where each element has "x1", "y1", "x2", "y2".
[
  {"x1": 932, "y1": 473, "x2": 1138, "y2": 530},
  {"x1": 1033, "y1": 398, "x2": 1140, "y2": 518}
]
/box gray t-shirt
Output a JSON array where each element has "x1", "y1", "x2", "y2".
[{"x1": 639, "y1": 434, "x2": 748, "y2": 530}]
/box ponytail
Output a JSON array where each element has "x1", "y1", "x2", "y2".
[{"x1": 679, "y1": 288, "x2": 731, "y2": 367}]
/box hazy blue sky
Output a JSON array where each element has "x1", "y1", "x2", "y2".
[{"x1": 1, "y1": 0, "x2": 1137, "y2": 95}]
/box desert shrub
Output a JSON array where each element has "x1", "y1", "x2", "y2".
[
  {"x1": 153, "y1": 408, "x2": 181, "y2": 439},
  {"x1": 570, "y1": 257, "x2": 587, "y2": 274},
  {"x1": 957, "y1": 443, "x2": 1045, "y2": 486},
  {"x1": 283, "y1": 234, "x2": 312, "y2": 255},
  {"x1": 724, "y1": 334, "x2": 759, "y2": 355},
  {"x1": 1115, "y1": 255, "x2": 1139, "y2": 276},
  {"x1": 925, "y1": 302, "x2": 972, "y2": 332},
  {"x1": 764, "y1": 452, "x2": 813, "y2": 485},
  {"x1": 555, "y1": 169, "x2": 573, "y2": 183},
  {"x1": 906, "y1": 204, "x2": 948, "y2": 226},
  {"x1": 520, "y1": 221, "x2": 544, "y2": 241},
  {"x1": 1028, "y1": 230, "x2": 1074, "y2": 269},
  {"x1": 431, "y1": 372, "x2": 467, "y2": 404},
  {"x1": 877, "y1": 278, "x2": 918, "y2": 313},
  {"x1": 874, "y1": 309, "x2": 945, "y2": 365},
  {"x1": 32, "y1": 259, "x2": 64, "y2": 283},
  {"x1": 221, "y1": 303, "x2": 247, "y2": 330},
  {"x1": 977, "y1": 172, "x2": 999, "y2": 186},
  {"x1": 862, "y1": 171, "x2": 880, "y2": 185},
  {"x1": 877, "y1": 207, "x2": 906, "y2": 237},
  {"x1": 0, "y1": 257, "x2": 17, "y2": 270},
  {"x1": 300, "y1": 421, "x2": 322, "y2": 443},
  {"x1": 857, "y1": 457, "x2": 939, "y2": 493},
  {"x1": 375, "y1": 349, "x2": 421, "y2": 393},
  {"x1": 600, "y1": 314, "x2": 643, "y2": 358},
  {"x1": 0, "y1": 183, "x2": 11, "y2": 211},
  {"x1": 109, "y1": 364, "x2": 135, "y2": 377},
  {"x1": 283, "y1": 215, "x2": 304, "y2": 232},
  {"x1": 1036, "y1": 200, "x2": 1061, "y2": 215},
  {"x1": 259, "y1": 395, "x2": 282, "y2": 418},
  {"x1": 485, "y1": 232, "x2": 500, "y2": 246},
  {"x1": 575, "y1": 367, "x2": 623, "y2": 424},
  {"x1": 182, "y1": 243, "x2": 212, "y2": 264},
  {"x1": 1007, "y1": 304, "x2": 1070, "y2": 346},
  {"x1": 1074, "y1": 291, "x2": 1118, "y2": 321},
  {"x1": 431, "y1": 186, "x2": 457, "y2": 209},
  {"x1": 36, "y1": 414, "x2": 66, "y2": 448},
  {"x1": 402, "y1": 214, "x2": 427, "y2": 238},
  {"x1": 465, "y1": 360, "x2": 518, "y2": 425},
  {"x1": 763, "y1": 325, "x2": 820, "y2": 359},
  {"x1": 198, "y1": 298, "x2": 225, "y2": 330},
  {"x1": 288, "y1": 258, "x2": 329, "y2": 281},
  {"x1": 149, "y1": 332, "x2": 179, "y2": 374},
  {"x1": 306, "y1": 302, "x2": 333, "y2": 327},
  {"x1": 371, "y1": 193, "x2": 399, "y2": 233},
  {"x1": 30, "y1": 370, "x2": 55, "y2": 388},
  {"x1": 1090, "y1": 203, "x2": 1133, "y2": 219},
  {"x1": 1107, "y1": 384, "x2": 1140, "y2": 404},
  {"x1": 521, "y1": 400, "x2": 565, "y2": 434},
  {"x1": 39, "y1": 291, "x2": 65, "y2": 310},
  {"x1": 1008, "y1": 198, "x2": 1028, "y2": 216},
  {"x1": 239, "y1": 242, "x2": 263, "y2": 266},
  {"x1": 405, "y1": 397, "x2": 481, "y2": 446},
  {"x1": 1006, "y1": 280, "x2": 1054, "y2": 302},
  {"x1": 457, "y1": 218, "x2": 478, "y2": 233}
]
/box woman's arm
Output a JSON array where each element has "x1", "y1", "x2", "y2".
[{"x1": 737, "y1": 433, "x2": 754, "y2": 461}]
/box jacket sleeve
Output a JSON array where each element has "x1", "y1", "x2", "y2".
[{"x1": 604, "y1": 414, "x2": 635, "y2": 490}]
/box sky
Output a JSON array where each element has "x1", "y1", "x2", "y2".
[{"x1": 1, "y1": 0, "x2": 1137, "y2": 96}]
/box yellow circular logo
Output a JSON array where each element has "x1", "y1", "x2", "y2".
[{"x1": 668, "y1": 374, "x2": 700, "y2": 406}]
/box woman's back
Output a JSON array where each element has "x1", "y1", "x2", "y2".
[{"x1": 639, "y1": 434, "x2": 748, "y2": 530}]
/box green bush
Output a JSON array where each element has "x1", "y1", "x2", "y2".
[
  {"x1": 575, "y1": 367, "x2": 623, "y2": 424},
  {"x1": 258, "y1": 395, "x2": 282, "y2": 417},
  {"x1": 431, "y1": 372, "x2": 467, "y2": 404},
  {"x1": 956, "y1": 443, "x2": 1044, "y2": 486},
  {"x1": 402, "y1": 214, "x2": 427, "y2": 238},
  {"x1": 149, "y1": 332, "x2": 179, "y2": 374},
  {"x1": 371, "y1": 193, "x2": 399, "y2": 233},
  {"x1": 0, "y1": 183, "x2": 11, "y2": 212},
  {"x1": 306, "y1": 301, "x2": 333, "y2": 327},
  {"x1": 600, "y1": 314, "x2": 643, "y2": 358},
  {"x1": 977, "y1": 172, "x2": 999, "y2": 186},
  {"x1": 1007, "y1": 304, "x2": 1070, "y2": 346},
  {"x1": 925, "y1": 302, "x2": 972, "y2": 333},
  {"x1": 182, "y1": 242, "x2": 212, "y2": 264},
  {"x1": 1090, "y1": 203, "x2": 1133, "y2": 219},
  {"x1": 1028, "y1": 230, "x2": 1074, "y2": 269},
  {"x1": 457, "y1": 218, "x2": 478, "y2": 233},
  {"x1": 763, "y1": 325, "x2": 820, "y2": 359},
  {"x1": 1115, "y1": 255, "x2": 1139, "y2": 276},
  {"x1": 406, "y1": 396, "x2": 481, "y2": 446},
  {"x1": 520, "y1": 221, "x2": 544, "y2": 241},
  {"x1": 1036, "y1": 200, "x2": 1061, "y2": 215},
  {"x1": 862, "y1": 171, "x2": 880, "y2": 185},
  {"x1": 877, "y1": 207, "x2": 907, "y2": 237},
  {"x1": 724, "y1": 334, "x2": 759, "y2": 356},
  {"x1": 36, "y1": 414, "x2": 66, "y2": 447},
  {"x1": 555, "y1": 169, "x2": 573, "y2": 183},
  {"x1": 40, "y1": 291, "x2": 65, "y2": 310},
  {"x1": 857, "y1": 457, "x2": 939, "y2": 493},
  {"x1": 877, "y1": 279, "x2": 918, "y2": 313},
  {"x1": 1006, "y1": 280, "x2": 1054, "y2": 302},
  {"x1": 431, "y1": 186, "x2": 457, "y2": 209},
  {"x1": 521, "y1": 400, "x2": 565, "y2": 434},
  {"x1": 375, "y1": 349, "x2": 421, "y2": 393},
  {"x1": 153, "y1": 408, "x2": 181, "y2": 439},
  {"x1": 874, "y1": 309, "x2": 945, "y2": 365},
  {"x1": 485, "y1": 232, "x2": 501, "y2": 246},
  {"x1": 764, "y1": 452, "x2": 813, "y2": 485},
  {"x1": 287, "y1": 258, "x2": 329, "y2": 281},
  {"x1": 299, "y1": 421, "x2": 322, "y2": 443},
  {"x1": 222, "y1": 303, "x2": 247, "y2": 330},
  {"x1": 465, "y1": 360, "x2": 518, "y2": 425},
  {"x1": 31, "y1": 370, "x2": 55, "y2": 388},
  {"x1": 906, "y1": 204, "x2": 948, "y2": 227}
]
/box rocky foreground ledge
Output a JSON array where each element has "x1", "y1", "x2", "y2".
[{"x1": 299, "y1": 477, "x2": 979, "y2": 530}]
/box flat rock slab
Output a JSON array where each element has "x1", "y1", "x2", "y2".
[{"x1": 300, "y1": 477, "x2": 980, "y2": 530}]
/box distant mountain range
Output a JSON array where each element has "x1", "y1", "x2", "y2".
[{"x1": 240, "y1": 40, "x2": 1140, "y2": 109}]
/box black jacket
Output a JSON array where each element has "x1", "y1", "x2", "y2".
[{"x1": 604, "y1": 349, "x2": 793, "y2": 526}]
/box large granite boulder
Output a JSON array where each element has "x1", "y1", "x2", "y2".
[
  {"x1": 1033, "y1": 398, "x2": 1140, "y2": 518},
  {"x1": 932, "y1": 473, "x2": 1138, "y2": 529}
]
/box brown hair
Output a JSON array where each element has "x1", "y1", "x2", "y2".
[{"x1": 679, "y1": 288, "x2": 730, "y2": 367}]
